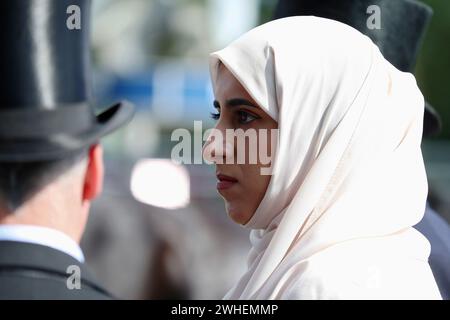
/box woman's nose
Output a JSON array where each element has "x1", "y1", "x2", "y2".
[{"x1": 203, "y1": 127, "x2": 234, "y2": 164}]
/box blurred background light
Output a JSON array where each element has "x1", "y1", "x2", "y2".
[{"x1": 131, "y1": 159, "x2": 190, "y2": 209}]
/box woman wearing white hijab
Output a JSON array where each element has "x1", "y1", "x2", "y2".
[{"x1": 203, "y1": 16, "x2": 441, "y2": 299}]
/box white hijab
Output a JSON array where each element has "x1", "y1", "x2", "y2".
[{"x1": 209, "y1": 17, "x2": 442, "y2": 300}]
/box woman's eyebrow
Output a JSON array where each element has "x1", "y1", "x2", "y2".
[{"x1": 213, "y1": 98, "x2": 258, "y2": 109}]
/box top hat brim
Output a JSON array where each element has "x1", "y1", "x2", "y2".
[
  {"x1": 424, "y1": 101, "x2": 442, "y2": 137},
  {"x1": 0, "y1": 101, "x2": 135, "y2": 162}
]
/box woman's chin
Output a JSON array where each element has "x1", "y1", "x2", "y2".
[{"x1": 225, "y1": 204, "x2": 252, "y2": 225}]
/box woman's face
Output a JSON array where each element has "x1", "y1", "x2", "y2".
[{"x1": 203, "y1": 64, "x2": 278, "y2": 225}]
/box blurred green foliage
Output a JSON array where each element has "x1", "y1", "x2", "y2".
[{"x1": 416, "y1": 0, "x2": 450, "y2": 140}]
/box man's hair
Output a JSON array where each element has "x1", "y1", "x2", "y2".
[{"x1": 0, "y1": 150, "x2": 87, "y2": 213}]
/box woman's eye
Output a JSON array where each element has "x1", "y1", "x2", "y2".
[
  {"x1": 210, "y1": 112, "x2": 220, "y2": 120},
  {"x1": 237, "y1": 110, "x2": 258, "y2": 124}
]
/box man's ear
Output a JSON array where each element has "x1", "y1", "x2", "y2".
[{"x1": 83, "y1": 144, "x2": 104, "y2": 201}]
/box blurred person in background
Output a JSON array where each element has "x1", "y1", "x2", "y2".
[
  {"x1": 204, "y1": 16, "x2": 441, "y2": 299},
  {"x1": 0, "y1": 0, "x2": 133, "y2": 299},
  {"x1": 273, "y1": 0, "x2": 450, "y2": 300}
]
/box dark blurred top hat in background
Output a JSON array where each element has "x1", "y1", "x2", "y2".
[
  {"x1": 0, "y1": 0, "x2": 134, "y2": 162},
  {"x1": 274, "y1": 0, "x2": 442, "y2": 137}
]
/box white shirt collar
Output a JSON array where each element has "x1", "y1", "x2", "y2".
[{"x1": 0, "y1": 225, "x2": 85, "y2": 263}]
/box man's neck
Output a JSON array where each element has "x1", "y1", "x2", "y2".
[{"x1": 0, "y1": 204, "x2": 82, "y2": 243}]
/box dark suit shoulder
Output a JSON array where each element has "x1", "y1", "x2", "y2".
[{"x1": 0, "y1": 241, "x2": 112, "y2": 300}]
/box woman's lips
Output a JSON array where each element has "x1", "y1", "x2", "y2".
[{"x1": 216, "y1": 173, "x2": 238, "y2": 190}]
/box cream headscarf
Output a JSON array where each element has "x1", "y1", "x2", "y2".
[{"x1": 209, "y1": 16, "x2": 441, "y2": 299}]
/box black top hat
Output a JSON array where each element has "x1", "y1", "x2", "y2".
[
  {"x1": 274, "y1": 0, "x2": 442, "y2": 137},
  {"x1": 0, "y1": 0, "x2": 134, "y2": 162}
]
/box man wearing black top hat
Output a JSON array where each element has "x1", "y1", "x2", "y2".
[
  {"x1": 274, "y1": 0, "x2": 450, "y2": 299},
  {"x1": 0, "y1": 0, "x2": 134, "y2": 299}
]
